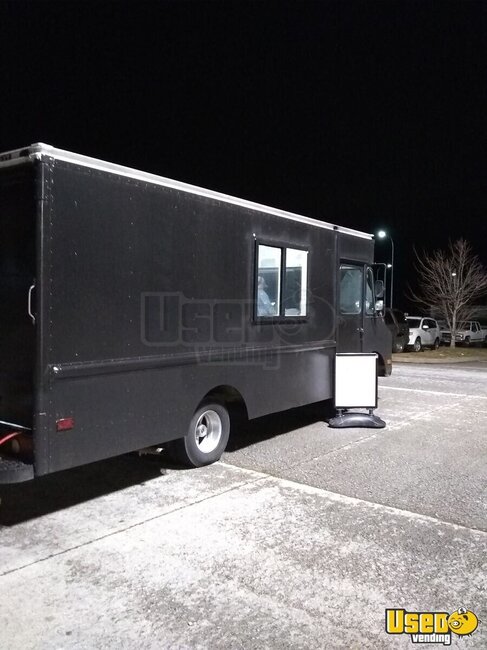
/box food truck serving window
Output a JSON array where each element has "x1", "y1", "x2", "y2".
[{"x1": 256, "y1": 244, "x2": 308, "y2": 319}]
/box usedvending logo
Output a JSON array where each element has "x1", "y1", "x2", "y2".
[{"x1": 385, "y1": 607, "x2": 480, "y2": 645}]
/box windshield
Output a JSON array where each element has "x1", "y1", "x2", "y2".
[{"x1": 407, "y1": 318, "x2": 421, "y2": 328}]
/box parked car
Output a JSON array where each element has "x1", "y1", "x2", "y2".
[
  {"x1": 384, "y1": 308, "x2": 409, "y2": 352},
  {"x1": 406, "y1": 317, "x2": 441, "y2": 352},
  {"x1": 440, "y1": 320, "x2": 487, "y2": 346}
]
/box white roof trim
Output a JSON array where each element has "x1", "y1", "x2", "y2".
[{"x1": 0, "y1": 143, "x2": 373, "y2": 240}]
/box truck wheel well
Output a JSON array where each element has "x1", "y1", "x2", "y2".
[{"x1": 200, "y1": 385, "x2": 248, "y2": 422}]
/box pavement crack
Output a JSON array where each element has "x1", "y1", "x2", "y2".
[
  {"x1": 386, "y1": 399, "x2": 464, "y2": 431},
  {"x1": 293, "y1": 430, "x2": 382, "y2": 464},
  {"x1": 220, "y1": 462, "x2": 487, "y2": 536},
  {"x1": 0, "y1": 473, "x2": 269, "y2": 579}
]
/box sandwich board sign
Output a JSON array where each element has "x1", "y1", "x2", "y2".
[{"x1": 329, "y1": 353, "x2": 386, "y2": 428}]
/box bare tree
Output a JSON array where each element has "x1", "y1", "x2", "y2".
[{"x1": 410, "y1": 239, "x2": 487, "y2": 347}]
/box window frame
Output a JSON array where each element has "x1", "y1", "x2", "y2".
[
  {"x1": 339, "y1": 262, "x2": 379, "y2": 320},
  {"x1": 253, "y1": 239, "x2": 310, "y2": 323},
  {"x1": 339, "y1": 262, "x2": 364, "y2": 316},
  {"x1": 364, "y1": 266, "x2": 377, "y2": 318}
]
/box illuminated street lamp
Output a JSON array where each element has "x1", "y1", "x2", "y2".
[
  {"x1": 377, "y1": 230, "x2": 394, "y2": 308},
  {"x1": 452, "y1": 271, "x2": 457, "y2": 295}
]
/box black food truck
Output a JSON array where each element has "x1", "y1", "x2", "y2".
[{"x1": 0, "y1": 144, "x2": 391, "y2": 483}]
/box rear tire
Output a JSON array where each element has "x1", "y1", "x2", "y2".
[
  {"x1": 167, "y1": 402, "x2": 230, "y2": 468},
  {"x1": 433, "y1": 337, "x2": 440, "y2": 350},
  {"x1": 413, "y1": 337, "x2": 422, "y2": 352}
]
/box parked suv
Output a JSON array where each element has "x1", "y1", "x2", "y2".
[
  {"x1": 406, "y1": 317, "x2": 441, "y2": 352},
  {"x1": 384, "y1": 308, "x2": 409, "y2": 352}
]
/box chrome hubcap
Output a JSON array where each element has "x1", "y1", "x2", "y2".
[{"x1": 194, "y1": 410, "x2": 222, "y2": 454}]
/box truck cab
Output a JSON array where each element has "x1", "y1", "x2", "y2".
[{"x1": 337, "y1": 262, "x2": 392, "y2": 375}]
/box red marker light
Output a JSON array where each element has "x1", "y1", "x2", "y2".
[{"x1": 56, "y1": 417, "x2": 75, "y2": 432}]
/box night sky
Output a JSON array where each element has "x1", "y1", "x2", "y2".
[{"x1": 1, "y1": 0, "x2": 486, "y2": 310}]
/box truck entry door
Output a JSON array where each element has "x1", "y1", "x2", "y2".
[{"x1": 337, "y1": 263, "x2": 364, "y2": 353}]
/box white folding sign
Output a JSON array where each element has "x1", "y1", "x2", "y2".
[{"x1": 334, "y1": 353, "x2": 378, "y2": 409}]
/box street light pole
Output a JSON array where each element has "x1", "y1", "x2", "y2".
[
  {"x1": 390, "y1": 237, "x2": 394, "y2": 308},
  {"x1": 377, "y1": 230, "x2": 394, "y2": 309}
]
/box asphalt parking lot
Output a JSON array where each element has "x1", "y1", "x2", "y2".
[{"x1": 1, "y1": 362, "x2": 486, "y2": 649}]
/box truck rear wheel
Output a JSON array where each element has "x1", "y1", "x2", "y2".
[
  {"x1": 167, "y1": 402, "x2": 230, "y2": 468},
  {"x1": 413, "y1": 337, "x2": 422, "y2": 352}
]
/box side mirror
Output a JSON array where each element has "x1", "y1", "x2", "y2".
[
  {"x1": 374, "y1": 280, "x2": 384, "y2": 299},
  {"x1": 422, "y1": 325, "x2": 429, "y2": 330}
]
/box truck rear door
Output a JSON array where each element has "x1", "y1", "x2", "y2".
[{"x1": 0, "y1": 165, "x2": 36, "y2": 429}]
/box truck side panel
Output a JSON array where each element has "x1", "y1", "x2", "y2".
[{"x1": 40, "y1": 160, "x2": 337, "y2": 474}]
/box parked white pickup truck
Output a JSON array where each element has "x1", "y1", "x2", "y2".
[{"x1": 440, "y1": 321, "x2": 487, "y2": 346}]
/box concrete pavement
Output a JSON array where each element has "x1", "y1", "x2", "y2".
[{"x1": 0, "y1": 363, "x2": 486, "y2": 649}]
